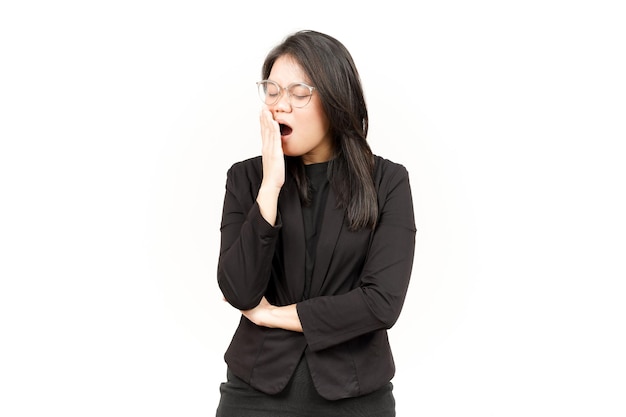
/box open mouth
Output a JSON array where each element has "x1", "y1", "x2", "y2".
[{"x1": 279, "y1": 123, "x2": 293, "y2": 136}]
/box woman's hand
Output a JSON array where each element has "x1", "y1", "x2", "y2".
[
  {"x1": 259, "y1": 107, "x2": 285, "y2": 190},
  {"x1": 240, "y1": 296, "x2": 303, "y2": 333},
  {"x1": 241, "y1": 296, "x2": 273, "y2": 327},
  {"x1": 256, "y1": 107, "x2": 284, "y2": 225}
]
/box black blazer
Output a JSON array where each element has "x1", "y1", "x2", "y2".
[{"x1": 217, "y1": 155, "x2": 416, "y2": 400}]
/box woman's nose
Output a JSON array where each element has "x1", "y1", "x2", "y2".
[{"x1": 273, "y1": 90, "x2": 292, "y2": 112}]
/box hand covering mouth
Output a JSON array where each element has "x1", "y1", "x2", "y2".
[{"x1": 279, "y1": 123, "x2": 293, "y2": 136}]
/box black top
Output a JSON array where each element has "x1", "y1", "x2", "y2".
[{"x1": 302, "y1": 161, "x2": 330, "y2": 300}]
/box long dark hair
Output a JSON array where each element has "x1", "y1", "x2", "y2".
[{"x1": 262, "y1": 30, "x2": 378, "y2": 231}]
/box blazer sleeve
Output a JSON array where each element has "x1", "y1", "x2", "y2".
[
  {"x1": 217, "y1": 162, "x2": 282, "y2": 310},
  {"x1": 296, "y1": 163, "x2": 416, "y2": 352}
]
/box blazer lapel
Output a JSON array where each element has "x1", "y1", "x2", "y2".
[
  {"x1": 278, "y1": 177, "x2": 306, "y2": 301},
  {"x1": 308, "y1": 188, "x2": 344, "y2": 297}
]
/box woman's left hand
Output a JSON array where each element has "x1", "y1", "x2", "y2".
[
  {"x1": 241, "y1": 296, "x2": 273, "y2": 327},
  {"x1": 239, "y1": 297, "x2": 303, "y2": 332}
]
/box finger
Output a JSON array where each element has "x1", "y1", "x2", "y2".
[
  {"x1": 260, "y1": 109, "x2": 279, "y2": 140},
  {"x1": 259, "y1": 108, "x2": 276, "y2": 131}
]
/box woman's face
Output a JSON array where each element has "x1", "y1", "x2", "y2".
[{"x1": 267, "y1": 55, "x2": 332, "y2": 164}]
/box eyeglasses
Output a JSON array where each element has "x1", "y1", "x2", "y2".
[{"x1": 256, "y1": 80, "x2": 316, "y2": 108}]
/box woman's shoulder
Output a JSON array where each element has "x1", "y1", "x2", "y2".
[
  {"x1": 373, "y1": 154, "x2": 410, "y2": 181},
  {"x1": 227, "y1": 155, "x2": 263, "y2": 178},
  {"x1": 222, "y1": 156, "x2": 264, "y2": 194},
  {"x1": 229, "y1": 155, "x2": 262, "y2": 170}
]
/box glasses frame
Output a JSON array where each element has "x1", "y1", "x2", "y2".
[{"x1": 256, "y1": 80, "x2": 316, "y2": 108}]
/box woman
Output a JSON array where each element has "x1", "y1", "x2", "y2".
[{"x1": 216, "y1": 30, "x2": 416, "y2": 417}]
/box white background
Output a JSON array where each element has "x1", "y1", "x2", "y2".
[{"x1": 1, "y1": 1, "x2": 625, "y2": 416}]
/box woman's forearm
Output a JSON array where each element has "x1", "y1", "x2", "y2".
[{"x1": 241, "y1": 297, "x2": 303, "y2": 332}]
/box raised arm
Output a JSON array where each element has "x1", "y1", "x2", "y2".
[{"x1": 217, "y1": 108, "x2": 286, "y2": 310}]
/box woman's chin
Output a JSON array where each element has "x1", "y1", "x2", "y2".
[{"x1": 280, "y1": 142, "x2": 300, "y2": 157}]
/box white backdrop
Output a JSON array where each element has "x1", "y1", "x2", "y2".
[{"x1": 2, "y1": 1, "x2": 625, "y2": 416}]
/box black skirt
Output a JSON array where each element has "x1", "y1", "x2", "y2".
[{"x1": 215, "y1": 356, "x2": 395, "y2": 417}]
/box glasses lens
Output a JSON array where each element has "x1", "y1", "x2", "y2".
[
  {"x1": 288, "y1": 84, "x2": 313, "y2": 108},
  {"x1": 258, "y1": 81, "x2": 280, "y2": 105}
]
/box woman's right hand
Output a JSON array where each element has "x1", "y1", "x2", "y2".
[
  {"x1": 259, "y1": 107, "x2": 285, "y2": 190},
  {"x1": 256, "y1": 107, "x2": 284, "y2": 226}
]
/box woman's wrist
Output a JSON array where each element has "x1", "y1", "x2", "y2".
[
  {"x1": 269, "y1": 304, "x2": 303, "y2": 333},
  {"x1": 256, "y1": 183, "x2": 281, "y2": 226}
]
